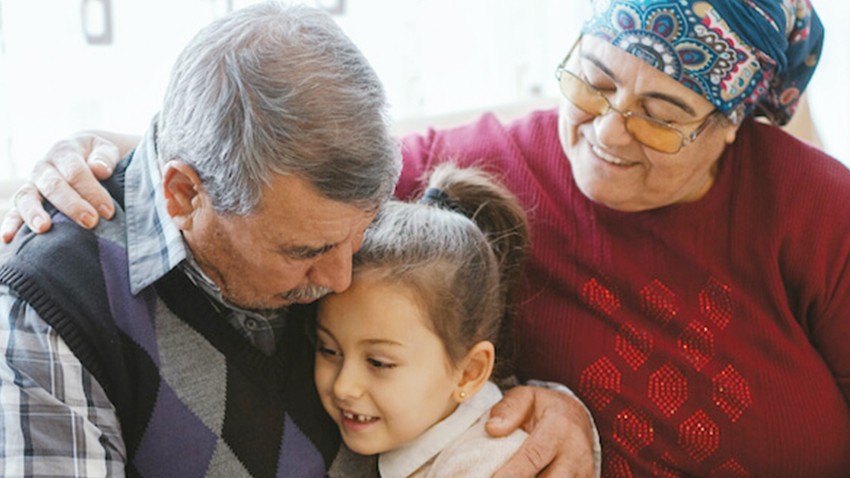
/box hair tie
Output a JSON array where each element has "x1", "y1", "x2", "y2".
[{"x1": 419, "y1": 187, "x2": 459, "y2": 211}]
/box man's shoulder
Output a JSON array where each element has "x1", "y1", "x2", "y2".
[
  {"x1": 2, "y1": 219, "x2": 84, "y2": 276},
  {"x1": 0, "y1": 211, "x2": 124, "y2": 343},
  {"x1": 0, "y1": 216, "x2": 105, "y2": 282}
]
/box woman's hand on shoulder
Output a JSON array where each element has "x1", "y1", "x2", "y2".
[{"x1": 2, "y1": 133, "x2": 122, "y2": 243}]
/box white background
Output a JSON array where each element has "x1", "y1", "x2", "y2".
[{"x1": 0, "y1": 0, "x2": 845, "y2": 185}]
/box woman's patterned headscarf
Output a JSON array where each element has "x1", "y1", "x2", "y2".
[{"x1": 581, "y1": 0, "x2": 824, "y2": 125}]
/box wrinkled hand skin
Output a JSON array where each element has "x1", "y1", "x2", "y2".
[
  {"x1": 487, "y1": 386, "x2": 596, "y2": 478},
  {"x1": 2, "y1": 134, "x2": 119, "y2": 243}
]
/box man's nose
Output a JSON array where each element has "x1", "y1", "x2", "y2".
[{"x1": 308, "y1": 241, "x2": 354, "y2": 294}]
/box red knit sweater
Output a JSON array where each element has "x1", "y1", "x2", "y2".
[{"x1": 398, "y1": 110, "x2": 850, "y2": 477}]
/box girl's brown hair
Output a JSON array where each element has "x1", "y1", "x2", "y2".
[{"x1": 352, "y1": 162, "x2": 529, "y2": 380}]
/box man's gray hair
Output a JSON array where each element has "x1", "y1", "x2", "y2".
[{"x1": 157, "y1": 1, "x2": 401, "y2": 214}]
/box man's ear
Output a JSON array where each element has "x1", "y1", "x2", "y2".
[
  {"x1": 162, "y1": 160, "x2": 205, "y2": 230},
  {"x1": 452, "y1": 341, "x2": 495, "y2": 403}
]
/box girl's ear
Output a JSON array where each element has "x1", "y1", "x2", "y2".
[
  {"x1": 452, "y1": 341, "x2": 495, "y2": 403},
  {"x1": 162, "y1": 160, "x2": 205, "y2": 230}
]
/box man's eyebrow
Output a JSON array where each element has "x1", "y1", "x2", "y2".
[
  {"x1": 279, "y1": 243, "x2": 335, "y2": 259},
  {"x1": 582, "y1": 52, "x2": 697, "y2": 117}
]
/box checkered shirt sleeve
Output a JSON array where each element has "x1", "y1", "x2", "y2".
[{"x1": 0, "y1": 285, "x2": 126, "y2": 477}]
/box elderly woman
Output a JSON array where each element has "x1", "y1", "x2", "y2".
[{"x1": 4, "y1": 0, "x2": 849, "y2": 475}]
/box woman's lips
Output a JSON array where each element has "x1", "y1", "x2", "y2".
[{"x1": 591, "y1": 144, "x2": 638, "y2": 167}]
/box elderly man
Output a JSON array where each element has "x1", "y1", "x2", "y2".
[{"x1": 0, "y1": 2, "x2": 593, "y2": 477}]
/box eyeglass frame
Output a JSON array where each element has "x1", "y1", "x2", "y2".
[{"x1": 554, "y1": 36, "x2": 720, "y2": 154}]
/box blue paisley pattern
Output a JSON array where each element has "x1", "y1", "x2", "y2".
[{"x1": 581, "y1": 0, "x2": 823, "y2": 125}]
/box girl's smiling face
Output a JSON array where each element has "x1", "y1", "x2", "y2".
[{"x1": 314, "y1": 272, "x2": 462, "y2": 455}]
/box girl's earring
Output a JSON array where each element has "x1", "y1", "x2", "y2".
[{"x1": 458, "y1": 390, "x2": 467, "y2": 400}]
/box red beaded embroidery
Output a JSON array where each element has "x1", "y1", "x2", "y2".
[
  {"x1": 602, "y1": 450, "x2": 633, "y2": 478},
  {"x1": 711, "y1": 458, "x2": 750, "y2": 477},
  {"x1": 614, "y1": 407, "x2": 655, "y2": 455},
  {"x1": 648, "y1": 363, "x2": 688, "y2": 417},
  {"x1": 700, "y1": 278, "x2": 733, "y2": 330},
  {"x1": 580, "y1": 357, "x2": 621, "y2": 410},
  {"x1": 583, "y1": 277, "x2": 621, "y2": 316},
  {"x1": 679, "y1": 410, "x2": 720, "y2": 463},
  {"x1": 641, "y1": 279, "x2": 679, "y2": 326},
  {"x1": 586, "y1": 275, "x2": 750, "y2": 472},
  {"x1": 616, "y1": 322, "x2": 653, "y2": 371},
  {"x1": 678, "y1": 320, "x2": 715, "y2": 372},
  {"x1": 713, "y1": 365, "x2": 752, "y2": 422},
  {"x1": 652, "y1": 453, "x2": 683, "y2": 478}
]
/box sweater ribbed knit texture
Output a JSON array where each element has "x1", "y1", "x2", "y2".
[{"x1": 398, "y1": 110, "x2": 850, "y2": 477}]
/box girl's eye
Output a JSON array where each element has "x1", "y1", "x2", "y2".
[
  {"x1": 367, "y1": 358, "x2": 397, "y2": 369},
  {"x1": 317, "y1": 345, "x2": 341, "y2": 358}
]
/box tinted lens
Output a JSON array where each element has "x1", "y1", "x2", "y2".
[
  {"x1": 559, "y1": 72, "x2": 608, "y2": 116},
  {"x1": 625, "y1": 116, "x2": 684, "y2": 154}
]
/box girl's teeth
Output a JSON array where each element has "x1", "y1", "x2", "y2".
[{"x1": 343, "y1": 411, "x2": 376, "y2": 422}]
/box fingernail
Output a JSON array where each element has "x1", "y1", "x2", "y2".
[
  {"x1": 98, "y1": 204, "x2": 114, "y2": 218},
  {"x1": 94, "y1": 158, "x2": 112, "y2": 174},
  {"x1": 488, "y1": 417, "x2": 503, "y2": 427},
  {"x1": 80, "y1": 212, "x2": 97, "y2": 229},
  {"x1": 32, "y1": 215, "x2": 45, "y2": 231}
]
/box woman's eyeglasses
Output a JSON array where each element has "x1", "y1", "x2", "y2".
[{"x1": 555, "y1": 37, "x2": 718, "y2": 154}]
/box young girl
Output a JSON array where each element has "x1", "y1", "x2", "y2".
[{"x1": 314, "y1": 163, "x2": 531, "y2": 477}]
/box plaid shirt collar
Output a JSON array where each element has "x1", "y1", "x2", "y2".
[
  {"x1": 125, "y1": 119, "x2": 188, "y2": 295},
  {"x1": 122, "y1": 119, "x2": 287, "y2": 354}
]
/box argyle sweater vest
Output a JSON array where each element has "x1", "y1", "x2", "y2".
[{"x1": 0, "y1": 156, "x2": 340, "y2": 477}]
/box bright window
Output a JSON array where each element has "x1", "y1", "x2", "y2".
[
  {"x1": 0, "y1": 0, "x2": 845, "y2": 188},
  {"x1": 0, "y1": 0, "x2": 585, "y2": 183}
]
